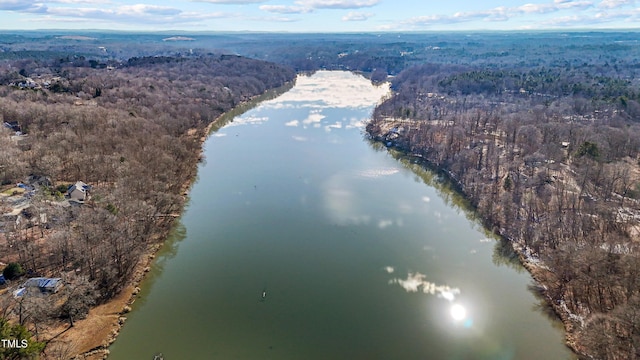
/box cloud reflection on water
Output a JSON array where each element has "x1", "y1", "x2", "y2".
[
  {"x1": 225, "y1": 115, "x2": 269, "y2": 127},
  {"x1": 324, "y1": 121, "x2": 343, "y2": 132},
  {"x1": 262, "y1": 71, "x2": 390, "y2": 110},
  {"x1": 378, "y1": 219, "x2": 394, "y2": 229},
  {"x1": 377, "y1": 218, "x2": 404, "y2": 229},
  {"x1": 389, "y1": 271, "x2": 461, "y2": 302},
  {"x1": 345, "y1": 116, "x2": 369, "y2": 129},
  {"x1": 355, "y1": 168, "x2": 400, "y2": 178},
  {"x1": 302, "y1": 110, "x2": 326, "y2": 127},
  {"x1": 322, "y1": 168, "x2": 403, "y2": 226}
]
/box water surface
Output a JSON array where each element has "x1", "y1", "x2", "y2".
[{"x1": 108, "y1": 71, "x2": 571, "y2": 359}]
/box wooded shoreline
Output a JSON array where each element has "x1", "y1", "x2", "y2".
[
  {"x1": 367, "y1": 101, "x2": 640, "y2": 359},
  {"x1": 62, "y1": 79, "x2": 299, "y2": 360},
  {"x1": 0, "y1": 55, "x2": 296, "y2": 359},
  {"x1": 367, "y1": 127, "x2": 585, "y2": 354}
]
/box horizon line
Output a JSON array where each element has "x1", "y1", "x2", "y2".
[{"x1": 1, "y1": 28, "x2": 640, "y2": 34}]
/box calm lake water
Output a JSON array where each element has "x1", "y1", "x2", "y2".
[{"x1": 108, "y1": 71, "x2": 572, "y2": 359}]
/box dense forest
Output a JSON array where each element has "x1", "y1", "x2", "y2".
[
  {"x1": 368, "y1": 56, "x2": 640, "y2": 359},
  {"x1": 4, "y1": 31, "x2": 640, "y2": 76},
  {"x1": 0, "y1": 52, "x2": 295, "y2": 358}
]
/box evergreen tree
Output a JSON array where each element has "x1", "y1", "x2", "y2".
[{"x1": 0, "y1": 318, "x2": 45, "y2": 360}]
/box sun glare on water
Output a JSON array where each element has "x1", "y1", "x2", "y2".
[{"x1": 450, "y1": 304, "x2": 467, "y2": 321}]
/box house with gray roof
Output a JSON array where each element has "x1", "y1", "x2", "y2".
[{"x1": 67, "y1": 181, "x2": 91, "y2": 203}]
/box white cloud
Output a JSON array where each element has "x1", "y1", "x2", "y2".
[
  {"x1": 285, "y1": 120, "x2": 300, "y2": 127},
  {"x1": 192, "y1": 0, "x2": 266, "y2": 3},
  {"x1": 342, "y1": 11, "x2": 373, "y2": 21},
  {"x1": 15, "y1": 2, "x2": 236, "y2": 25},
  {"x1": 260, "y1": 4, "x2": 312, "y2": 14},
  {"x1": 598, "y1": 0, "x2": 635, "y2": 8},
  {"x1": 542, "y1": 14, "x2": 588, "y2": 25},
  {"x1": 31, "y1": 15, "x2": 87, "y2": 23},
  {"x1": 0, "y1": 0, "x2": 633, "y2": 30},
  {"x1": 517, "y1": 0, "x2": 593, "y2": 14},
  {"x1": 119, "y1": 4, "x2": 181, "y2": 16},
  {"x1": 295, "y1": 0, "x2": 379, "y2": 9},
  {"x1": 261, "y1": 0, "x2": 379, "y2": 16},
  {"x1": 375, "y1": 23, "x2": 398, "y2": 30},
  {"x1": 0, "y1": 0, "x2": 46, "y2": 12},
  {"x1": 552, "y1": 0, "x2": 595, "y2": 9},
  {"x1": 384, "y1": 266, "x2": 395, "y2": 274},
  {"x1": 253, "y1": 15, "x2": 299, "y2": 22},
  {"x1": 53, "y1": 0, "x2": 112, "y2": 3},
  {"x1": 403, "y1": 15, "x2": 442, "y2": 26},
  {"x1": 541, "y1": 8, "x2": 632, "y2": 25},
  {"x1": 400, "y1": 1, "x2": 595, "y2": 28},
  {"x1": 517, "y1": 3, "x2": 557, "y2": 13}
]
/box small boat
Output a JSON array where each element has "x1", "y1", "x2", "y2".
[{"x1": 153, "y1": 353, "x2": 164, "y2": 360}]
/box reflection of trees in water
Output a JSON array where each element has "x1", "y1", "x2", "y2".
[
  {"x1": 156, "y1": 222, "x2": 186, "y2": 265},
  {"x1": 378, "y1": 144, "x2": 535, "y2": 273},
  {"x1": 528, "y1": 283, "x2": 565, "y2": 328},
  {"x1": 492, "y1": 237, "x2": 525, "y2": 273},
  {"x1": 130, "y1": 222, "x2": 186, "y2": 309},
  {"x1": 378, "y1": 147, "x2": 485, "y2": 227},
  {"x1": 368, "y1": 140, "x2": 387, "y2": 153}
]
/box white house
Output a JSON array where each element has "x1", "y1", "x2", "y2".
[{"x1": 67, "y1": 181, "x2": 91, "y2": 203}]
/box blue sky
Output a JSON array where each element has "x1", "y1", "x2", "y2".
[{"x1": 0, "y1": 0, "x2": 638, "y2": 32}]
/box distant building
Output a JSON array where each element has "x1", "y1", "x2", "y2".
[
  {"x1": 67, "y1": 181, "x2": 91, "y2": 203},
  {"x1": 13, "y1": 277, "x2": 63, "y2": 297},
  {"x1": 3, "y1": 121, "x2": 21, "y2": 133},
  {"x1": 27, "y1": 175, "x2": 52, "y2": 188}
]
